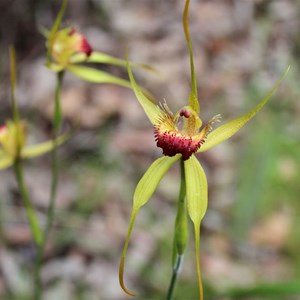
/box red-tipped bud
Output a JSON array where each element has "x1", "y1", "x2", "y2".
[
  {"x1": 69, "y1": 27, "x2": 92, "y2": 56},
  {"x1": 50, "y1": 27, "x2": 93, "y2": 67}
]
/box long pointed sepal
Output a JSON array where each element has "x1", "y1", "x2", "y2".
[
  {"x1": 183, "y1": 0, "x2": 199, "y2": 114},
  {"x1": 66, "y1": 65, "x2": 132, "y2": 88},
  {"x1": 184, "y1": 156, "x2": 207, "y2": 300},
  {"x1": 198, "y1": 66, "x2": 290, "y2": 152},
  {"x1": 119, "y1": 210, "x2": 138, "y2": 297},
  {"x1": 119, "y1": 155, "x2": 180, "y2": 296},
  {"x1": 127, "y1": 53, "x2": 161, "y2": 125}
]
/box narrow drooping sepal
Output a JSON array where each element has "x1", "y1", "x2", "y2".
[
  {"x1": 0, "y1": 133, "x2": 69, "y2": 171},
  {"x1": 66, "y1": 65, "x2": 132, "y2": 88},
  {"x1": 119, "y1": 155, "x2": 180, "y2": 296},
  {"x1": 198, "y1": 66, "x2": 290, "y2": 153},
  {"x1": 184, "y1": 156, "x2": 207, "y2": 300},
  {"x1": 127, "y1": 56, "x2": 161, "y2": 125},
  {"x1": 21, "y1": 132, "x2": 69, "y2": 159},
  {"x1": 70, "y1": 52, "x2": 157, "y2": 73},
  {"x1": 183, "y1": 0, "x2": 199, "y2": 114}
]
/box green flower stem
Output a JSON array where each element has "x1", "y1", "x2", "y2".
[
  {"x1": 167, "y1": 254, "x2": 183, "y2": 300},
  {"x1": 167, "y1": 158, "x2": 188, "y2": 300},
  {"x1": 34, "y1": 71, "x2": 65, "y2": 300},
  {"x1": 13, "y1": 158, "x2": 42, "y2": 246},
  {"x1": 46, "y1": 70, "x2": 64, "y2": 237},
  {"x1": 9, "y1": 47, "x2": 19, "y2": 122}
]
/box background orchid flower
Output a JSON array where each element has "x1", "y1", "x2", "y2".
[
  {"x1": 0, "y1": 119, "x2": 68, "y2": 171},
  {"x1": 45, "y1": 0, "x2": 155, "y2": 88},
  {"x1": 0, "y1": 48, "x2": 68, "y2": 172},
  {"x1": 47, "y1": 26, "x2": 92, "y2": 72},
  {"x1": 0, "y1": 47, "x2": 70, "y2": 253},
  {"x1": 119, "y1": 0, "x2": 290, "y2": 299}
]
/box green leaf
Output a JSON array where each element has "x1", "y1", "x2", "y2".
[
  {"x1": 119, "y1": 155, "x2": 180, "y2": 296},
  {"x1": 127, "y1": 57, "x2": 161, "y2": 125},
  {"x1": 21, "y1": 132, "x2": 69, "y2": 159},
  {"x1": 66, "y1": 65, "x2": 132, "y2": 88},
  {"x1": 0, "y1": 155, "x2": 13, "y2": 170},
  {"x1": 183, "y1": 0, "x2": 199, "y2": 114},
  {"x1": 70, "y1": 51, "x2": 157, "y2": 73},
  {"x1": 184, "y1": 155, "x2": 207, "y2": 300},
  {"x1": 198, "y1": 66, "x2": 290, "y2": 153}
]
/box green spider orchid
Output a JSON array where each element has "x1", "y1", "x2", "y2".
[
  {"x1": 119, "y1": 0, "x2": 289, "y2": 299},
  {"x1": 44, "y1": 0, "x2": 155, "y2": 88}
]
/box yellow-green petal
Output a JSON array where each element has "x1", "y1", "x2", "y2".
[
  {"x1": 21, "y1": 133, "x2": 69, "y2": 159},
  {"x1": 127, "y1": 57, "x2": 161, "y2": 125},
  {"x1": 183, "y1": 0, "x2": 199, "y2": 114},
  {"x1": 198, "y1": 66, "x2": 290, "y2": 153},
  {"x1": 184, "y1": 155, "x2": 207, "y2": 300},
  {"x1": 46, "y1": 63, "x2": 65, "y2": 72},
  {"x1": 119, "y1": 155, "x2": 180, "y2": 296},
  {"x1": 66, "y1": 65, "x2": 132, "y2": 88}
]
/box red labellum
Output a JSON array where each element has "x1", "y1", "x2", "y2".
[{"x1": 154, "y1": 128, "x2": 204, "y2": 160}]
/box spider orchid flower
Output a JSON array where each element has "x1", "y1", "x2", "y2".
[
  {"x1": 45, "y1": 0, "x2": 156, "y2": 88},
  {"x1": 119, "y1": 0, "x2": 289, "y2": 299}
]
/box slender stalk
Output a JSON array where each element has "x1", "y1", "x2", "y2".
[
  {"x1": 9, "y1": 47, "x2": 19, "y2": 122},
  {"x1": 34, "y1": 71, "x2": 65, "y2": 300},
  {"x1": 167, "y1": 254, "x2": 183, "y2": 300},
  {"x1": 167, "y1": 158, "x2": 188, "y2": 300},
  {"x1": 13, "y1": 158, "x2": 42, "y2": 246},
  {"x1": 9, "y1": 46, "x2": 43, "y2": 298},
  {"x1": 45, "y1": 70, "x2": 64, "y2": 238}
]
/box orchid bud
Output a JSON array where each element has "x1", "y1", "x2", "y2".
[
  {"x1": 0, "y1": 120, "x2": 26, "y2": 158},
  {"x1": 50, "y1": 27, "x2": 92, "y2": 68}
]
